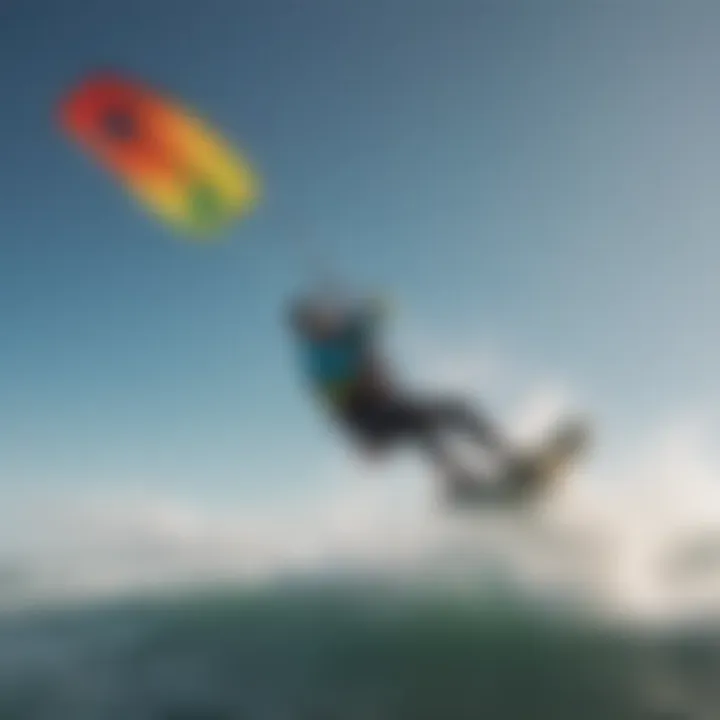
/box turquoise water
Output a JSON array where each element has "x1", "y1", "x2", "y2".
[{"x1": 0, "y1": 581, "x2": 716, "y2": 719}]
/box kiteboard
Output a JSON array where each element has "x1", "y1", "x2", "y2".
[
  {"x1": 446, "y1": 416, "x2": 590, "y2": 509},
  {"x1": 498, "y1": 415, "x2": 590, "y2": 505}
]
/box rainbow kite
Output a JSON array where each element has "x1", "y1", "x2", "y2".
[{"x1": 58, "y1": 71, "x2": 259, "y2": 236}]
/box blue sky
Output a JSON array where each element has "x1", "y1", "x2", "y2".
[{"x1": 3, "y1": 0, "x2": 720, "y2": 516}]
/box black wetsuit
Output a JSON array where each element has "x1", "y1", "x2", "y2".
[{"x1": 291, "y1": 300, "x2": 507, "y2": 474}]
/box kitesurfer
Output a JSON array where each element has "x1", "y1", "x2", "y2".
[{"x1": 288, "y1": 291, "x2": 515, "y2": 501}]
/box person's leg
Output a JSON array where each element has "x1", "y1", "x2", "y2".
[
  {"x1": 341, "y1": 393, "x2": 448, "y2": 464},
  {"x1": 342, "y1": 391, "x2": 510, "y2": 486},
  {"x1": 375, "y1": 394, "x2": 518, "y2": 503},
  {"x1": 416, "y1": 396, "x2": 510, "y2": 458},
  {"x1": 361, "y1": 396, "x2": 489, "y2": 476},
  {"x1": 401, "y1": 410, "x2": 506, "y2": 504}
]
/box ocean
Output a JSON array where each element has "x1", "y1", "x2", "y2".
[{"x1": 0, "y1": 576, "x2": 717, "y2": 720}]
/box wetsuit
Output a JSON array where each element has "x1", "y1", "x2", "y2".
[{"x1": 290, "y1": 298, "x2": 508, "y2": 475}]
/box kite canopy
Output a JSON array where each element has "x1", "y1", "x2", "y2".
[{"x1": 58, "y1": 71, "x2": 259, "y2": 236}]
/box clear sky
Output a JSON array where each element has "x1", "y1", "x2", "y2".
[{"x1": 3, "y1": 0, "x2": 720, "y2": 517}]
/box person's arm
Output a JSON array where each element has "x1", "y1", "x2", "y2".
[
  {"x1": 345, "y1": 296, "x2": 394, "y2": 394},
  {"x1": 349, "y1": 295, "x2": 389, "y2": 339}
]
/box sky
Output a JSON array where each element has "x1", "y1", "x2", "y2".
[{"x1": 3, "y1": 1, "x2": 720, "y2": 607}]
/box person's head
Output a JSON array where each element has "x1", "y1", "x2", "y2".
[{"x1": 289, "y1": 298, "x2": 346, "y2": 339}]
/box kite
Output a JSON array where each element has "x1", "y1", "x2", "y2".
[{"x1": 58, "y1": 71, "x2": 259, "y2": 236}]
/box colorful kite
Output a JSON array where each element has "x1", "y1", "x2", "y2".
[{"x1": 58, "y1": 71, "x2": 259, "y2": 236}]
